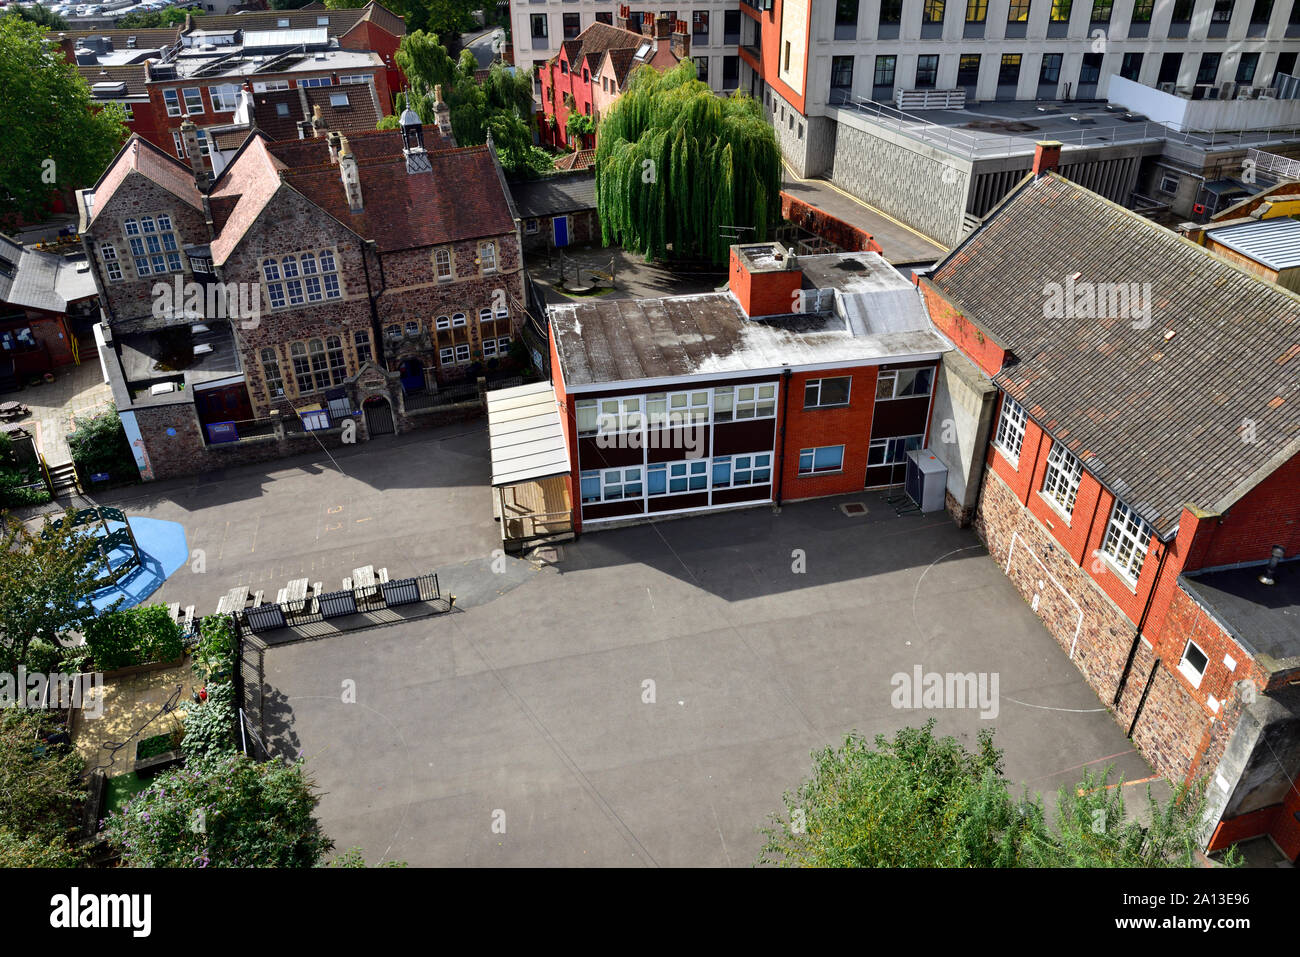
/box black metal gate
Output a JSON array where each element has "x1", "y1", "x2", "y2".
[{"x1": 364, "y1": 397, "x2": 395, "y2": 436}]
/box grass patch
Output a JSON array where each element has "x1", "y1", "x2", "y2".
[{"x1": 104, "y1": 772, "x2": 151, "y2": 815}]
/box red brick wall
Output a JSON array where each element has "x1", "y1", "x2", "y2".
[
  {"x1": 729, "y1": 248, "x2": 801, "y2": 318},
  {"x1": 918, "y1": 280, "x2": 1007, "y2": 376},
  {"x1": 780, "y1": 366, "x2": 878, "y2": 501},
  {"x1": 779, "y1": 193, "x2": 883, "y2": 255},
  {"x1": 1187, "y1": 452, "x2": 1300, "y2": 571}
]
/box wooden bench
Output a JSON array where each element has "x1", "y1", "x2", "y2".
[
  {"x1": 342, "y1": 577, "x2": 352, "y2": 591},
  {"x1": 378, "y1": 567, "x2": 389, "y2": 583},
  {"x1": 251, "y1": 589, "x2": 264, "y2": 608}
]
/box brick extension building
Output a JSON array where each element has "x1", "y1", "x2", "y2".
[
  {"x1": 486, "y1": 242, "x2": 948, "y2": 551},
  {"x1": 919, "y1": 158, "x2": 1300, "y2": 860},
  {"x1": 77, "y1": 110, "x2": 525, "y2": 481}
]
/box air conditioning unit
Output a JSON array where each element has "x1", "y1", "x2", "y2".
[
  {"x1": 1158, "y1": 81, "x2": 1176, "y2": 93},
  {"x1": 1219, "y1": 81, "x2": 1236, "y2": 99},
  {"x1": 904, "y1": 449, "x2": 948, "y2": 513}
]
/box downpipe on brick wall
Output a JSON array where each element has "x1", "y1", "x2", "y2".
[{"x1": 1112, "y1": 536, "x2": 1172, "y2": 711}]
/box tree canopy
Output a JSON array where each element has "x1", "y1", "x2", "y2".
[
  {"x1": 759, "y1": 721, "x2": 1232, "y2": 868},
  {"x1": 320, "y1": 0, "x2": 477, "y2": 41},
  {"x1": 0, "y1": 510, "x2": 107, "y2": 675},
  {"x1": 116, "y1": 7, "x2": 198, "y2": 28},
  {"x1": 0, "y1": 709, "x2": 87, "y2": 867},
  {"x1": 594, "y1": 61, "x2": 782, "y2": 264},
  {"x1": 0, "y1": 16, "x2": 127, "y2": 225},
  {"x1": 382, "y1": 32, "x2": 551, "y2": 178},
  {"x1": 4, "y1": 4, "x2": 69, "y2": 30}
]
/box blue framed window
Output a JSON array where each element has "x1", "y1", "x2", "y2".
[
  {"x1": 580, "y1": 470, "x2": 600, "y2": 503},
  {"x1": 712, "y1": 456, "x2": 732, "y2": 487}
]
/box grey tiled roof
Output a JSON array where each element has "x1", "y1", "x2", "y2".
[
  {"x1": 0, "y1": 234, "x2": 97, "y2": 315},
  {"x1": 929, "y1": 173, "x2": 1300, "y2": 539},
  {"x1": 509, "y1": 171, "x2": 596, "y2": 219}
]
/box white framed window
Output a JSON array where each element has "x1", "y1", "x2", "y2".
[
  {"x1": 182, "y1": 88, "x2": 204, "y2": 114},
  {"x1": 576, "y1": 399, "x2": 597, "y2": 437},
  {"x1": 208, "y1": 84, "x2": 240, "y2": 112},
  {"x1": 714, "y1": 383, "x2": 777, "y2": 421},
  {"x1": 172, "y1": 131, "x2": 187, "y2": 158},
  {"x1": 667, "y1": 390, "x2": 710, "y2": 424},
  {"x1": 711, "y1": 452, "x2": 772, "y2": 488},
  {"x1": 439, "y1": 347, "x2": 455, "y2": 365},
  {"x1": 100, "y1": 243, "x2": 122, "y2": 282},
  {"x1": 597, "y1": 396, "x2": 642, "y2": 433},
  {"x1": 261, "y1": 347, "x2": 284, "y2": 397},
  {"x1": 455, "y1": 344, "x2": 471, "y2": 363},
  {"x1": 994, "y1": 395, "x2": 1028, "y2": 465},
  {"x1": 1178, "y1": 639, "x2": 1208, "y2": 689},
  {"x1": 804, "y1": 376, "x2": 852, "y2": 409},
  {"x1": 354, "y1": 329, "x2": 372, "y2": 365},
  {"x1": 1159, "y1": 173, "x2": 1179, "y2": 195},
  {"x1": 586, "y1": 465, "x2": 643, "y2": 502},
  {"x1": 1101, "y1": 499, "x2": 1152, "y2": 582},
  {"x1": 479, "y1": 307, "x2": 492, "y2": 323},
  {"x1": 496, "y1": 336, "x2": 511, "y2": 353},
  {"x1": 121, "y1": 103, "x2": 134, "y2": 120},
  {"x1": 405, "y1": 321, "x2": 419, "y2": 338},
  {"x1": 452, "y1": 312, "x2": 467, "y2": 327},
  {"x1": 434, "y1": 247, "x2": 453, "y2": 281},
  {"x1": 329, "y1": 93, "x2": 350, "y2": 108},
  {"x1": 300, "y1": 76, "x2": 333, "y2": 88},
  {"x1": 648, "y1": 459, "x2": 708, "y2": 495},
  {"x1": 495, "y1": 303, "x2": 509, "y2": 321},
  {"x1": 125, "y1": 214, "x2": 181, "y2": 276},
  {"x1": 875, "y1": 366, "x2": 934, "y2": 399},
  {"x1": 263, "y1": 249, "x2": 341, "y2": 309},
  {"x1": 483, "y1": 339, "x2": 498, "y2": 358},
  {"x1": 525, "y1": 219, "x2": 539, "y2": 235},
  {"x1": 163, "y1": 89, "x2": 181, "y2": 116},
  {"x1": 798, "y1": 445, "x2": 845, "y2": 475},
  {"x1": 253, "y1": 79, "x2": 290, "y2": 92},
  {"x1": 478, "y1": 241, "x2": 497, "y2": 274},
  {"x1": 339, "y1": 73, "x2": 374, "y2": 85},
  {"x1": 1041, "y1": 442, "x2": 1084, "y2": 516},
  {"x1": 436, "y1": 316, "x2": 450, "y2": 330}
]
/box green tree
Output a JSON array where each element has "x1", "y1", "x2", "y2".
[
  {"x1": 0, "y1": 510, "x2": 105, "y2": 674},
  {"x1": 105, "y1": 754, "x2": 334, "y2": 867},
  {"x1": 4, "y1": 4, "x2": 69, "y2": 30},
  {"x1": 760, "y1": 721, "x2": 1232, "y2": 868},
  {"x1": 386, "y1": 35, "x2": 550, "y2": 177},
  {"x1": 0, "y1": 709, "x2": 87, "y2": 867},
  {"x1": 595, "y1": 61, "x2": 781, "y2": 264},
  {"x1": 116, "y1": 7, "x2": 198, "y2": 28},
  {"x1": 0, "y1": 16, "x2": 127, "y2": 225},
  {"x1": 83, "y1": 603, "x2": 184, "y2": 671}
]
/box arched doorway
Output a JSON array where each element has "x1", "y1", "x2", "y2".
[{"x1": 363, "y1": 395, "x2": 395, "y2": 436}]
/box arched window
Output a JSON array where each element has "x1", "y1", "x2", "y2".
[
  {"x1": 290, "y1": 342, "x2": 312, "y2": 393},
  {"x1": 479, "y1": 307, "x2": 492, "y2": 323},
  {"x1": 308, "y1": 338, "x2": 330, "y2": 391},
  {"x1": 451, "y1": 312, "x2": 466, "y2": 327},
  {"x1": 436, "y1": 315, "x2": 450, "y2": 330},
  {"x1": 405, "y1": 320, "x2": 419, "y2": 338},
  {"x1": 326, "y1": 335, "x2": 346, "y2": 385}
]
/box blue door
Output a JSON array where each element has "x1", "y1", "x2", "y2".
[
  {"x1": 398, "y1": 358, "x2": 424, "y2": 393},
  {"x1": 553, "y1": 215, "x2": 569, "y2": 248}
]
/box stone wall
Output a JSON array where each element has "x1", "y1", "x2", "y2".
[
  {"x1": 766, "y1": 88, "x2": 836, "y2": 179},
  {"x1": 974, "y1": 467, "x2": 1218, "y2": 780},
  {"x1": 829, "y1": 116, "x2": 970, "y2": 248}
]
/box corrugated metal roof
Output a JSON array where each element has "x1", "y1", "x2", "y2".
[
  {"x1": 1207, "y1": 217, "x2": 1300, "y2": 271},
  {"x1": 487, "y1": 381, "x2": 571, "y2": 487}
]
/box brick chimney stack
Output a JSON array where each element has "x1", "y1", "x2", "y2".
[
  {"x1": 1033, "y1": 140, "x2": 1062, "y2": 177},
  {"x1": 179, "y1": 116, "x2": 210, "y2": 191},
  {"x1": 433, "y1": 83, "x2": 455, "y2": 145},
  {"x1": 729, "y1": 243, "x2": 804, "y2": 318},
  {"x1": 671, "y1": 18, "x2": 690, "y2": 58},
  {"x1": 338, "y1": 135, "x2": 363, "y2": 212},
  {"x1": 654, "y1": 13, "x2": 672, "y2": 39},
  {"x1": 616, "y1": 4, "x2": 632, "y2": 31}
]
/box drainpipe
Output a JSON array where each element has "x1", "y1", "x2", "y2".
[
  {"x1": 1112, "y1": 536, "x2": 1171, "y2": 709},
  {"x1": 774, "y1": 367, "x2": 793, "y2": 506},
  {"x1": 360, "y1": 238, "x2": 384, "y2": 367}
]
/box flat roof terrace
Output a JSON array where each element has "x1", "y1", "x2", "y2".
[{"x1": 827, "y1": 96, "x2": 1300, "y2": 162}]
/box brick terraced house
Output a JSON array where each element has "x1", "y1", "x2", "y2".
[
  {"x1": 77, "y1": 110, "x2": 525, "y2": 482},
  {"x1": 61, "y1": 2, "x2": 405, "y2": 167},
  {"x1": 918, "y1": 161, "x2": 1300, "y2": 860},
  {"x1": 487, "y1": 242, "x2": 949, "y2": 551}
]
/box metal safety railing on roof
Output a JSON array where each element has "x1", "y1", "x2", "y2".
[
  {"x1": 1246, "y1": 147, "x2": 1300, "y2": 181},
  {"x1": 826, "y1": 89, "x2": 1300, "y2": 160}
]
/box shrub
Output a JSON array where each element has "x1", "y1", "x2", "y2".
[
  {"x1": 67, "y1": 407, "x2": 138, "y2": 487},
  {"x1": 105, "y1": 753, "x2": 333, "y2": 868},
  {"x1": 135, "y1": 728, "x2": 181, "y2": 761},
  {"x1": 0, "y1": 710, "x2": 86, "y2": 863},
  {"x1": 84, "y1": 604, "x2": 183, "y2": 671},
  {"x1": 192, "y1": 614, "x2": 236, "y2": 685},
  {"x1": 181, "y1": 680, "x2": 236, "y2": 759}
]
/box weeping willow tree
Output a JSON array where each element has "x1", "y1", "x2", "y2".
[{"x1": 594, "y1": 61, "x2": 781, "y2": 265}]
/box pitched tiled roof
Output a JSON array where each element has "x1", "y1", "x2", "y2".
[
  {"x1": 246, "y1": 85, "x2": 379, "y2": 142},
  {"x1": 278, "y1": 141, "x2": 515, "y2": 251},
  {"x1": 264, "y1": 126, "x2": 448, "y2": 167},
  {"x1": 354, "y1": 0, "x2": 405, "y2": 37},
  {"x1": 88, "y1": 136, "x2": 204, "y2": 228},
  {"x1": 556, "y1": 21, "x2": 646, "y2": 69},
  {"x1": 604, "y1": 46, "x2": 639, "y2": 87},
  {"x1": 198, "y1": 1, "x2": 402, "y2": 36},
  {"x1": 929, "y1": 173, "x2": 1300, "y2": 538},
  {"x1": 553, "y1": 148, "x2": 595, "y2": 172},
  {"x1": 208, "y1": 135, "x2": 288, "y2": 265},
  {"x1": 78, "y1": 63, "x2": 150, "y2": 97}
]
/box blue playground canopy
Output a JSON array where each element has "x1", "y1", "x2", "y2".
[{"x1": 46, "y1": 507, "x2": 189, "y2": 613}]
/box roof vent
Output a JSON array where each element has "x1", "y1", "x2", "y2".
[{"x1": 1259, "y1": 545, "x2": 1286, "y2": 585}]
